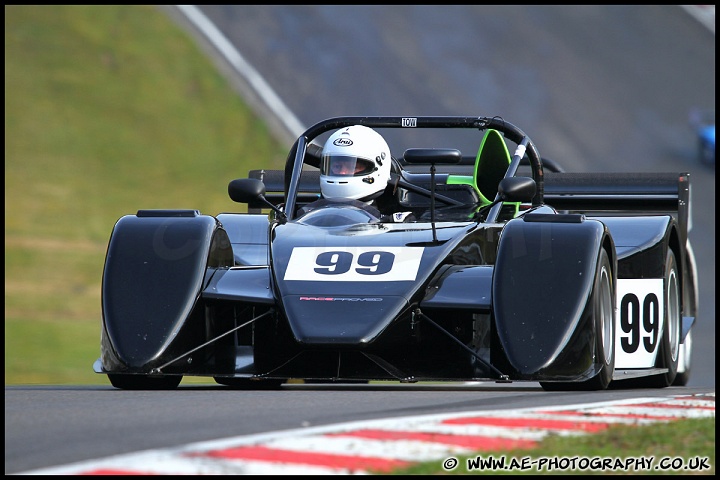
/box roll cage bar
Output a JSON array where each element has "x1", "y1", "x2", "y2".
[{"x1": 282, "y1": 116, "x2": 543, "y2": 221}]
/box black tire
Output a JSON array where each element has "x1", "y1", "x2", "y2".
[
  {"x1": 213, "y1": 377, "x2": 285, "y2": 390},
  {"x1": 631, "y1": 249, "x2": 681, "y2": 388},
  {"x1": 108, "y1": 374, "x2": 182, "y2": 390},
  {"x1": 672, "y1": 329, "x2": 692, "y2": 386},
  {"x1": 541, "y1": 248, "x2": 615, "y2": 391}
]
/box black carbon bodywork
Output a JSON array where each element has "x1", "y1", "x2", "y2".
[
  {"x1": 95, "y1": 116, "x2": 697, "y2": 389},
  {"x1": 100, "y1": 210, "x2": 233, "y2": 372},
  {"x1": 492, "y1": 214, "x2": 610, "y2": 379}
]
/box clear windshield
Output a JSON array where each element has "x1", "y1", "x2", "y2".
[{"x1": 298, "y1": 205, "x2": 380, "y2": 226}]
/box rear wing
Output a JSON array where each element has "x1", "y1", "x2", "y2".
[{"x1": 543, "y1": 171, "x2": 691, "y2": 240}]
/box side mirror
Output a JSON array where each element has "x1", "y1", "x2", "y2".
[
  {"x1": 228, "y1": 178, "x2": 287, "y2": 222},
  {"x1": 498, "y1": 177, "x2": 536, "y2": 203},
  {"x1": 228, "y1": 178, "x2": 266, "y2": 203}
]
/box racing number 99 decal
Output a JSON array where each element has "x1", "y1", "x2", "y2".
[
  {"x1": 614, "y1": 278, "x2": 664, "y2": 368},
  {"x1": 284, "y1": 247, "x2": 424, "y2": 282},
  {"x1": 314, "y1": 251, "x2": 394, "y2": 275}
]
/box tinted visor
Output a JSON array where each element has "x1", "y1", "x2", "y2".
[{"x1": 321, "y1": 155, "x2": 375, "y2": 177}]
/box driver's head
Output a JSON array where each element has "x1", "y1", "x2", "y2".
[
  {"x1": 328, "y1": 155, "x2": 366, "y2": 176},
  {"x1": 319, "y1": 125, "x2": 391, "y2": 202}
]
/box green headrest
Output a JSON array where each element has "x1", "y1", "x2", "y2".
[{"x1": 474, "y1": 128, "x2": 511, "y2": 204}]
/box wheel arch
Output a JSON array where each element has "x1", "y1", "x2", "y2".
[{"x1": 601, "y1": 232, "x2": 618, "y2": 291}]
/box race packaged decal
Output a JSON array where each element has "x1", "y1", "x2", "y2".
[
  {"x1": 614, "y1": 278, "x2": 664, "y2": 368},
  {"x1": 284, "y1": 246, "x2": 424, "y2": 282}
]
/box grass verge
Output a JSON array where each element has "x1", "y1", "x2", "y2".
[
  {"x1": 5, "y1": 5, "x2": 286, "y2": 385},
  {"x1": 388, "y1": 416, "x2": 714, "y2": 475}
]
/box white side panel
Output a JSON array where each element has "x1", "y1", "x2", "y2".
[{"x1": 615, "y1": 278, "x2": 664, "y2": 368}]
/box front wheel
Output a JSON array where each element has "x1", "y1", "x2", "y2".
[
  {"x1": 540, "y1": 248, "x2": 615, "y2": 391},
  {"x1": 108, "y1": 374, "x2": 182, "y2": 390}
]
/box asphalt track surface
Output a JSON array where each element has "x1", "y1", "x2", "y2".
[
  {"x1": 5, "y1": 5, "x2": 715, "y2": 475},
  {"x1": 11, "y1": 391, "x2": 716, "y2": 475}
]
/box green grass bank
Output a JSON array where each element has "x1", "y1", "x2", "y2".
[{"x1": 5, "y1": 5, "x2": 286, "y2": 385}]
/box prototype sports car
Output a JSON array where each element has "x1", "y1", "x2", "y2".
[{"x1": 94, "y1": 116, "x2": 697, "y2": 390}]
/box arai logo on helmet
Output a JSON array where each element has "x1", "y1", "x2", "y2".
[{"x1": 333, "y1": 138, "x2": 353, "y2": 147}]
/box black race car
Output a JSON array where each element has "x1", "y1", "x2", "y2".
[{"x1": 94, "y1": 116, "x2": 697, "y2": 390}]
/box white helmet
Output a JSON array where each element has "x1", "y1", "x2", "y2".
[{"x1": 319, "y1": 125, "x2": 391, "y2": 202}]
